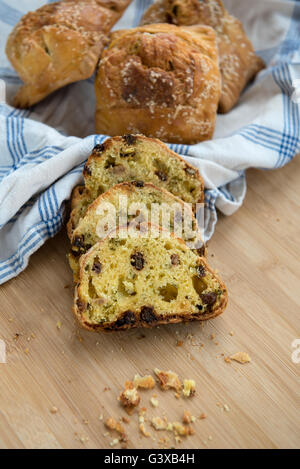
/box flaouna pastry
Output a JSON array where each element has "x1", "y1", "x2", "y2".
[
  {"x1": 95, "y1": 23, "x2": 221, "y2": 144},
  {"x1": 141, "y1": 0, "x2": 265, "y2": 112},
  {"x1": 6, "y1": 0, "x2": 132, "y2": 107}
]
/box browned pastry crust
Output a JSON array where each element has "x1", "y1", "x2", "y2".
[
  {"x1": 95, "y1": 23, "x2": 221, "y2": 144},
  {"x1": 73, "y1": 226, "x2": 227, "y2": 332},
  {"x1": 140, "y1": 0, "x2": 265, "y2": 113},
  {"x1": 6, "y1": 0, "x2": 132, "y2": 107}
]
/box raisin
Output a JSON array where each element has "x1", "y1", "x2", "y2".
[
  {"x1": 196, "y1": 304, "x2": 203, "y2": 311},
  {"x1": 130, "y1": 252, "x2": 144, "y2": 270},
  {"x1": 92, "y1": 258, "x2": 102, "y2": 274},
  {"x1": 155, "y1": 170, "x2": 167, "y2": 181},
  {"x1": 73, "y1": 235, "x2": 84, "y2": 249},
  {"x1": 120, "y1": 149, "x2": 136, "y2": 158},
  {"x1": 71, "y1": 249, "x2": 81, "y2": 258},
  {"x1": 133, "y1": 180, "x2": 144, "y2": 188},
  {"x1": 72, "y1": 235, "x2": 91, "y2": 255},
  {"x1": 196, "y1": 265, "x2": 206, "y2": 277},
  {"x1": 76, "y1": 299, "x2": 86, "y2": 313},
  {"x1": 185, "y1": 166, "x2": 196, "y2": 176},
  {"x1": 116, "y1": 311, "x2": 136, "y2": 327},
  {"x1": 200, "y1": 292, "x2": 217, "y2": 306},
  {"x1": 105, "y1": 158, "x2": 116, "y2": 169},
  {"x1": 172, "y1": 5, "x2": 178, "y2": 16},
  {"x1": 171, "y1": 254, "x2": 180, "y2": 265},
  {"x1": 140, "y1": 306, "x2": 157, "y2": 323},
  {"x1": 122, "y1": 134, "x2": 137, "y2": 145},
  {"x1": 83, "y1": 163, "x2": 91, "y2": 176},
  {"x1": 93, "y1": 143, "x2": 105, "y2": 153},
  {"x1": 197, "y1": 245, "x2": 205, "y2": 257}
]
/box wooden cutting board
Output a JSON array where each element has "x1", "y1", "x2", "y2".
[{"x1": 0, "y1": 157, "x2": 299, "y2": 449}]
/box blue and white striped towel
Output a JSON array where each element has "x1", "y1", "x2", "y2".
[{"x1": 0, "y1": 0, "x2": 299, "y2": 284}]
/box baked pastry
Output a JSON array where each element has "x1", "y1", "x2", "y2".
[
  {"x1": 74, "y1": 226, "x2": 227, "y2": 331},
  {"x1": 67, "y1": 134, "x2": 205, "y2": 237},
  {"x1": 95, "y1": 24, "x2": 221, "y2": 143},
  {"x1": 6, "y1": 0, "x2": 132, "y2": 107},
  {"x1": 140, "y1": 0, "x2": 265, "y2": 113},
  {"x1": 69, "y1": 181, "x2": 205, "y2": 280}
]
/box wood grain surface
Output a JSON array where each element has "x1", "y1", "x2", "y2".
[{"x1": 0, "y1": 157, "x2": 299, "y2": 449}]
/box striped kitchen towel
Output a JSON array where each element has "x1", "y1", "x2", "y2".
[{"x1": 0, "y1": 0, "x2": 299, "y2": 284}]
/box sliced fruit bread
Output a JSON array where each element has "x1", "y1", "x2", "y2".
[
  {"x1": 67, "y1": 134, "x2": 204, "y2": 237},
  {"x1": 69, "y1": 181, "x2": 205, "y2": 281},
  {"x1": 74, "y1": 226, "x2": 227, "y2": 332}
]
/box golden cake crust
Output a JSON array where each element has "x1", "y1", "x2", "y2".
[
  {"x1": 6, "y1": 0, "x2": 131, "y2": 107},
  {"x1": 73, "y1": 226, "x2": 227, "y2": 332},
  {"x1": 140, "y1": 0, "x2": 264, "y2": 113},
  {"x1": 95, "y1": 24, "x2": 221, "y2": 144}
]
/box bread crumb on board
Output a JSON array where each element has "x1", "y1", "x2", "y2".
[
  {"x1": 183, "y1": 410, "x2": 196, "y2": 424},
  {"x1": 151, "y1": 416, "x2": 168, "y2": 431},
  {"x1": 150, "y1": 396, "x2": 159, "y2": 407},
  {"x1": 183, "y1": 379, "x2": 196, "y2": 397},
  {"x1": 154, "y1": 368, "x2": 182, "y2": 392},
  {"x1": 105, "y1": 417, "x2": 125, "y2": 435},
  {"x1": 133, "y1": 374, "x2": 155, "y2": 389},
  {"x1": 230, "y1": 352, "x2": 251, "y2": 364},
  {"x1": 119, "y1": 381, "x2": 140, "y2": 411}
]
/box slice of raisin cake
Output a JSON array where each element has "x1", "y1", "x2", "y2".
[
  {"x1": 69, "y1": 182, "x2": 205, "y2": 281},
  {"x1": 67, "y1": 134, "x2": 204, "y2": 238},
  {"x1": 74, "y1": 226, "x2": 227, "y2": 332}
]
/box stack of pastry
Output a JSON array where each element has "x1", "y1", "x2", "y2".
[{"x1": 67, "y1": 134, "x2": 228, "y2": 331}]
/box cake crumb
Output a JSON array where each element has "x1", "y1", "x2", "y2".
[
  {"x1": 154, "y1": 368, "x2": 182, "y2": 392},
  {"x1": 110, "y1": 438, "x2": 119, "y2": 447},
  {"x1": 151, "y1": 416, "x2": 167, "y2": 430},
  {"x1": 199, "y1": 413, "x2": 207, "y2": 420},
  {"x1": 105, "y1": 417, "x2": 125, "y2": 436},
  {"x1": 230, "y1": 352, "x2": 251, "y2": 364},
  {"x1": 139, "y1": 422, "x2": 151, "y2": 437},
  {"x1": 173, "y1": 422, "x2": 194, "y2": 436},
  {"x1": 223, "y1": 404, "x2": 230, "y2": 412},
  {"x1": 133, "y1": 374, "x2": 155, "y2": 390},
  {"x1": 50, "y1": 406, "x2": 58, "y2": 414},
  {"x1": 183, "y1": 379, "x2": 196, "y2": 397},
  {"x1": 183, "y1": 410, "x2": 196, "y2": 424},
  {"x1": 56, "y1": 321, "x2": 62, "y2": 330},
  {"x1": 119, "y1": 381, "x2": 140, "y2": 411}
]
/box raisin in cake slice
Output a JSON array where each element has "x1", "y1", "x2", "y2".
[
  {"x1": 74, "y1": 226, "x2": 227, "y2": 332},
  {"x1": 67, "y1": 134, "x2": 204, "y2": 238},
  {"x1": 69, "y1": 181, "x2": 205, "y2": 281}
]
